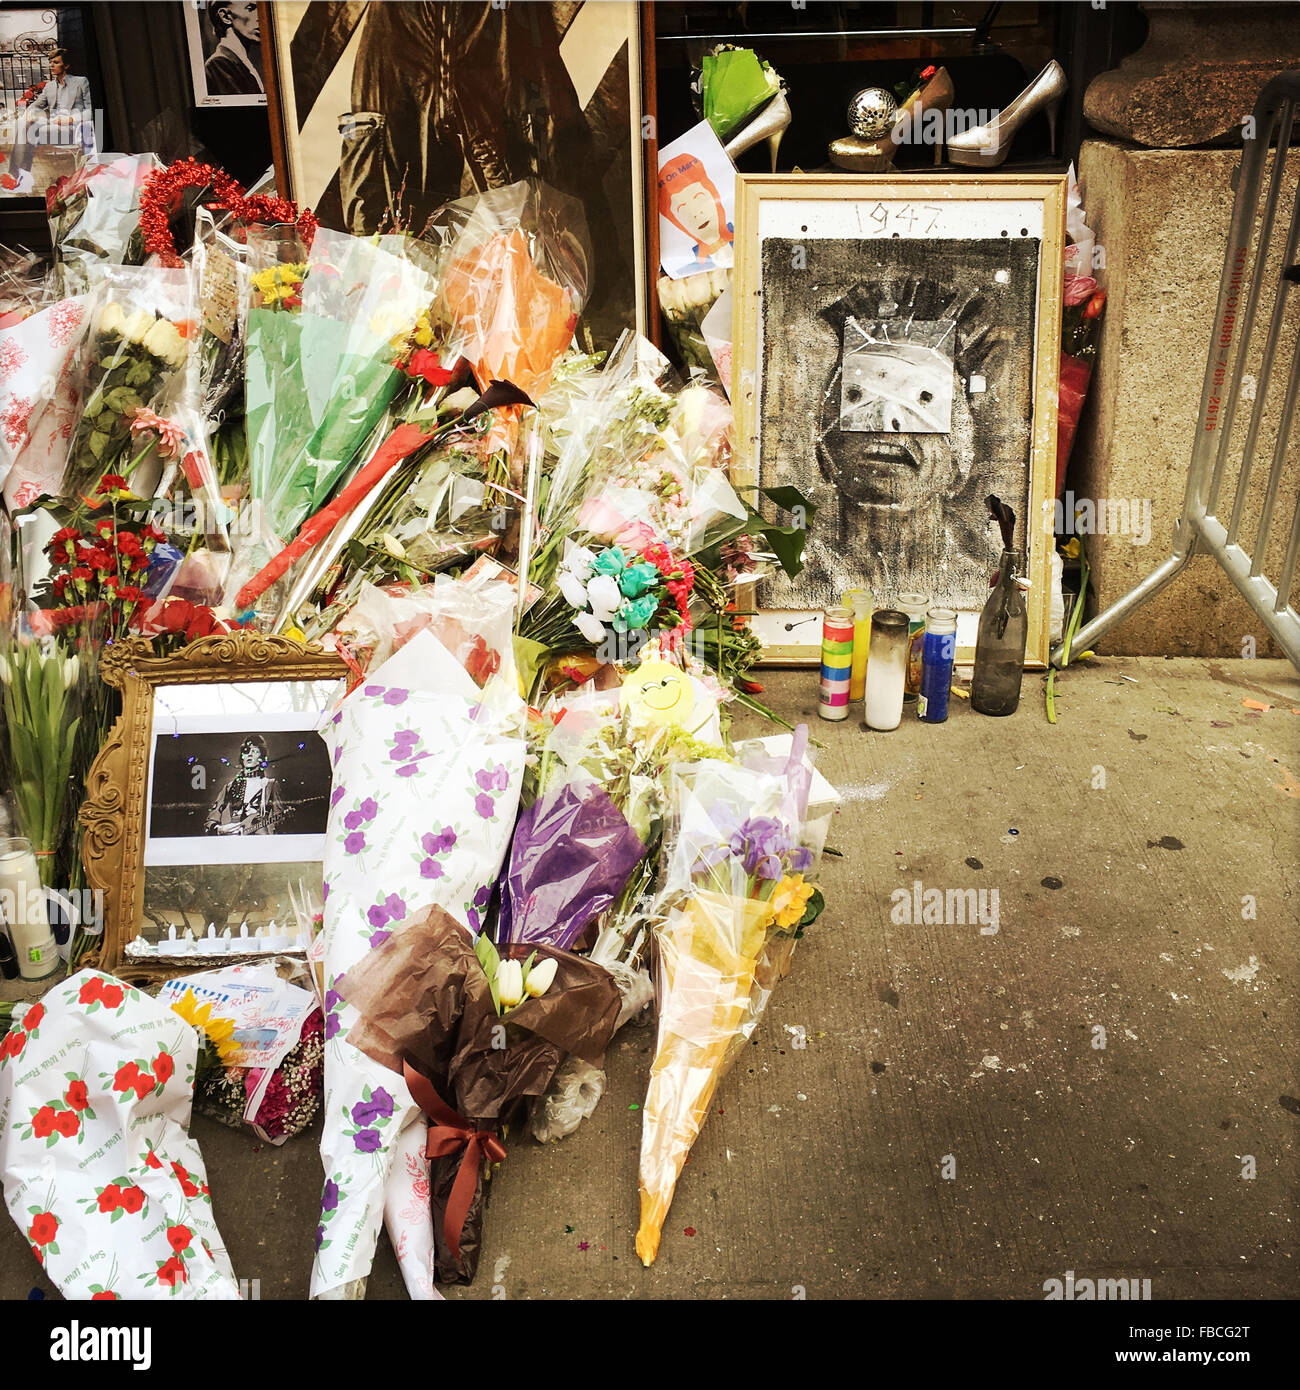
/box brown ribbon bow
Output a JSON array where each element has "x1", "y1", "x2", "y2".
[{"x1": 402, "y1": 1060, "x2": 506, "y2": 1263}]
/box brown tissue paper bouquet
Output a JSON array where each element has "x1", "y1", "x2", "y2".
[{"x1": 341, "y1": 904, "x2": 618, "y2": 1284}]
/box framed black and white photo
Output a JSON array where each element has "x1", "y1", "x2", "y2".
[
  {"x1": 184, "y1": 0, "x2": 268, "y2": 108},
  {"x1": 731, "y1": 174, "x2": 1066, "y2": 665},
  {"x1": 145, "y1": 713, "x2": 332, "y2": 865},
  {"x1": 264, "y1": 0, "x2": 647, "y2": 346},
  {"x1": 80, "y1": 634, "x2": 346, "y2": 979}
]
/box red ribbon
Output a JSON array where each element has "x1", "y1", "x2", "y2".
[
  {"x1": 235, "y1": 423, "x2": 435, "y2": 611},
  {"x1": 402, "y1": 1061, "x2": 505, "y2": 1265}
]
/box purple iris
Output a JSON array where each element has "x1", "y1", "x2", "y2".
[
  {"x1": 353, "y1": 1128, "x2": 382, "y2": 1153},
  {"x1": 474, "y1": 793, "x2": 495, "y2": 819},
  {"x1": 321, "y1": 1179, "x2": 339, "y2": 1213},
  {"x1": 787, "y1": 845, "x2": 814, "y2": 873},
  {"x1": 344, "y1": 831, "x2": 366, "y2": 855},
  {"x1": 756, "y1": 854, "x2": 785, "y2": 881}
]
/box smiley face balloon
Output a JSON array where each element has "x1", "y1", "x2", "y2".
[{"x1": 620, "y1": 659, "x2": 696, "y2": 729}]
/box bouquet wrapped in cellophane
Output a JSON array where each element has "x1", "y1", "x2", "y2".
[
  {"x1": 45, "y1": 155, "x2": 162, "y2": 297},
  {"x1": 0, "y1": 284, "x2": 97, "y2": 511},
  {"x1": 244, "y1": 228, "x2": 433, "y2": 542},
  {"x1": 499, "y1": 686, "x2": 664, "y2": 953},
  {"x1": 635, "y1": 727, "x2": 825, "y2": 1266}
]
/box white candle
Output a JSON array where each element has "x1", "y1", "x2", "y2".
[
  {"x1": 864, "y1": 610, "x2": 910, "y2": 732},
  {"x1": 0, "y1": 838, "x2": 57, "y2": 981}
]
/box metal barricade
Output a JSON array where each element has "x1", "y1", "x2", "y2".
[{"x1": 1055, "y1": 70, "x2": 1300, "y2": 670}]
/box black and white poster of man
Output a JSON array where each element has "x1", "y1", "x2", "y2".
[{"x1": 185, "y1": 0, "x2": 267, "y2": 107}]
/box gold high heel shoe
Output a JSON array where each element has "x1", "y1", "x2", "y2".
[
  {"x1": 947, "y1": 59, "x2": 1066, "y2": 167},
  {"x1": 890, "y1": 65, "x2": 956, "y2": 167},
  {"x1": 724, "y1": 90, "x2": 792, "y2": 172}
]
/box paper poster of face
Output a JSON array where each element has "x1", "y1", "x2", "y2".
[
  {"x1": 758, "y1": 236, "x2": 1039, "y2": 612},
  {"x1": 658, "y1": 121, "x2": 736, "y2": 279}
]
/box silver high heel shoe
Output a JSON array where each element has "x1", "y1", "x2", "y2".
[
  {"x1": 724, "y1": 90, "x2": 792, "y2": 172},
  {"x1": 947, "y1": 59, "x2": 1066, "y2": 167}
]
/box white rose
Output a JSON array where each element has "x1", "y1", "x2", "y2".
[
  {"x1": 557, "y1": 569, "x2": 589, "y2": 610},
  {"x1": 121, "y1": 309, "x2": 154, "y2": 344},
  {"x1": 561, "y1": 543, "x2": 595, "y2": 580},
  {"x1": 586, "y1": 573, "x2": 622, "y2": 621},
  {"x1": 96, "y1": 301, "x2": 125, "y2": 338},
  {"x1": 141, "y1": 318, "x2": 186, "y2": 367},
  {"x1": 573, "y1": 610, "x2": 607, "y2": 644}
]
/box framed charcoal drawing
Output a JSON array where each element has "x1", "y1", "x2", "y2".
[
  {"x1": 263, "y1": 0, "x2": 647, "y2": 348},
  {"x1": 731, "y1": 174, "x2": 1066, "y2": 666},
  {"x1": 79, "y1": 632, "x2": 345, "y2": 982}
]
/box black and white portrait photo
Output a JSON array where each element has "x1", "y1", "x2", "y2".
[
  {"x1": 184, "y1": 0, "x2": 267, "y2": 107},
  {"x1": 758, "y1": 236, "x2": 1039, "y2": 613},
  {"x1": 271, "y1": 0, "x2": 644, "y2": 346},
  {"x1": 145, "y1": 726, "x2": 331, "y2": 865}
]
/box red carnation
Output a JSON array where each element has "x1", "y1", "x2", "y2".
[
  {"x1": 31, "y1": 1105, "x2": 57, "y2": 1138},
  {"x1": 115, "y1": 531, "x2": 143, "y2": 556},
  {"x1": 118, "y1": 1185, "x2": 145, "y2": 1213},
  {"x1": 69, "y1": 565, "x2": 93, "y2": 582},
  {"x1": 97, "y1": 1183, "x2": 122, "y2": 1213},
  {"x1": 94, "y1": 517, "x2": 114, "y2": 536},
  {"x1": 53, "y1": 1110, "x2": 80, "y2": 1137},
  {"x1": 64, "y1": 1079, "x2": 89, "y2": 1111},
  {"x1": 96, "y1": 473, "x2": 128, "y2": 494},
  {"x1": 28, "y1": 1212, "x2": 58, "y2": 1246},
  {"x1": 51, "y1": 526, "x2": 80, "y2": 544}
]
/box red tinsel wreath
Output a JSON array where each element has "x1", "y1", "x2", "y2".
[{"x1": 138, "y1": 157, "x2": 319, "y2": 268}]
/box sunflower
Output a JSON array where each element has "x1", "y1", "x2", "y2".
[{"x1": 170, "y1": 990, "x2": 239, "y2": 1064}]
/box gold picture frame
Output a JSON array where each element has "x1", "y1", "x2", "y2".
[
  {"x1": 731, "y1": 173, "x2": 1066, "y2": 666},
  {"x1": 80, "y1": 632, "x2": 346, "y2": 982}
]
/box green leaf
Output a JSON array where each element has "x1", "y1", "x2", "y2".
[
  {"x1": 473, "y1": 933, "x2": 502, "y2": 1013},
  {"x1": 758, "y1": 484, "x2": 817, "y2": 517},
  {"x1": 757, "y1": 520, "x2": 809, "y2": 579}
]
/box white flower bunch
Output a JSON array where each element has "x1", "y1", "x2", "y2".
[
  {"x1": 557, "y1": 545, "x2": 621, "y2": 644},
  {"x1": 96, "y1": 301, "x2": 188, "y2": 367}
]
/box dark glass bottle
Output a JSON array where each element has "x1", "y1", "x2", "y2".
[{"x1": 971, "y1": 549, "x2": 1028, "y2": 716}]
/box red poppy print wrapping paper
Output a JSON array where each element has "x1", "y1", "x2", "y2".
[{"x1": 0, "y1": 969, "x2": 240, "y2": 1299}]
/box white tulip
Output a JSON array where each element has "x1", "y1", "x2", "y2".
[
  {"x1": 586, "y1": 574, "x2": 622, "y2": 621},
  {"x1": 557, "y1": 569, "x2": 589, "y2": 610},
  {"x1": 524, "y1": 956, "x2": 557, "y2": 999},
  {"x1": 0, "y1": 653, "x2": 11, "y2": 685},
  {"x1": 62, "y1": 655, "x2": 80, "y2": 689},
  {"x1": 381, "y1": 532, "x2": 406, "y2": 560},
  {"x1": 573, "y1": 610, "x2": 607, "y2": 644},
  {"x1": 497, "y1": 958, "x2": 524, "y2": 1009}
]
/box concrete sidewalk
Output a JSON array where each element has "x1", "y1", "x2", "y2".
[{"x1": 2, "y1": 657, "x2": 1297, "y2": 1300}]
